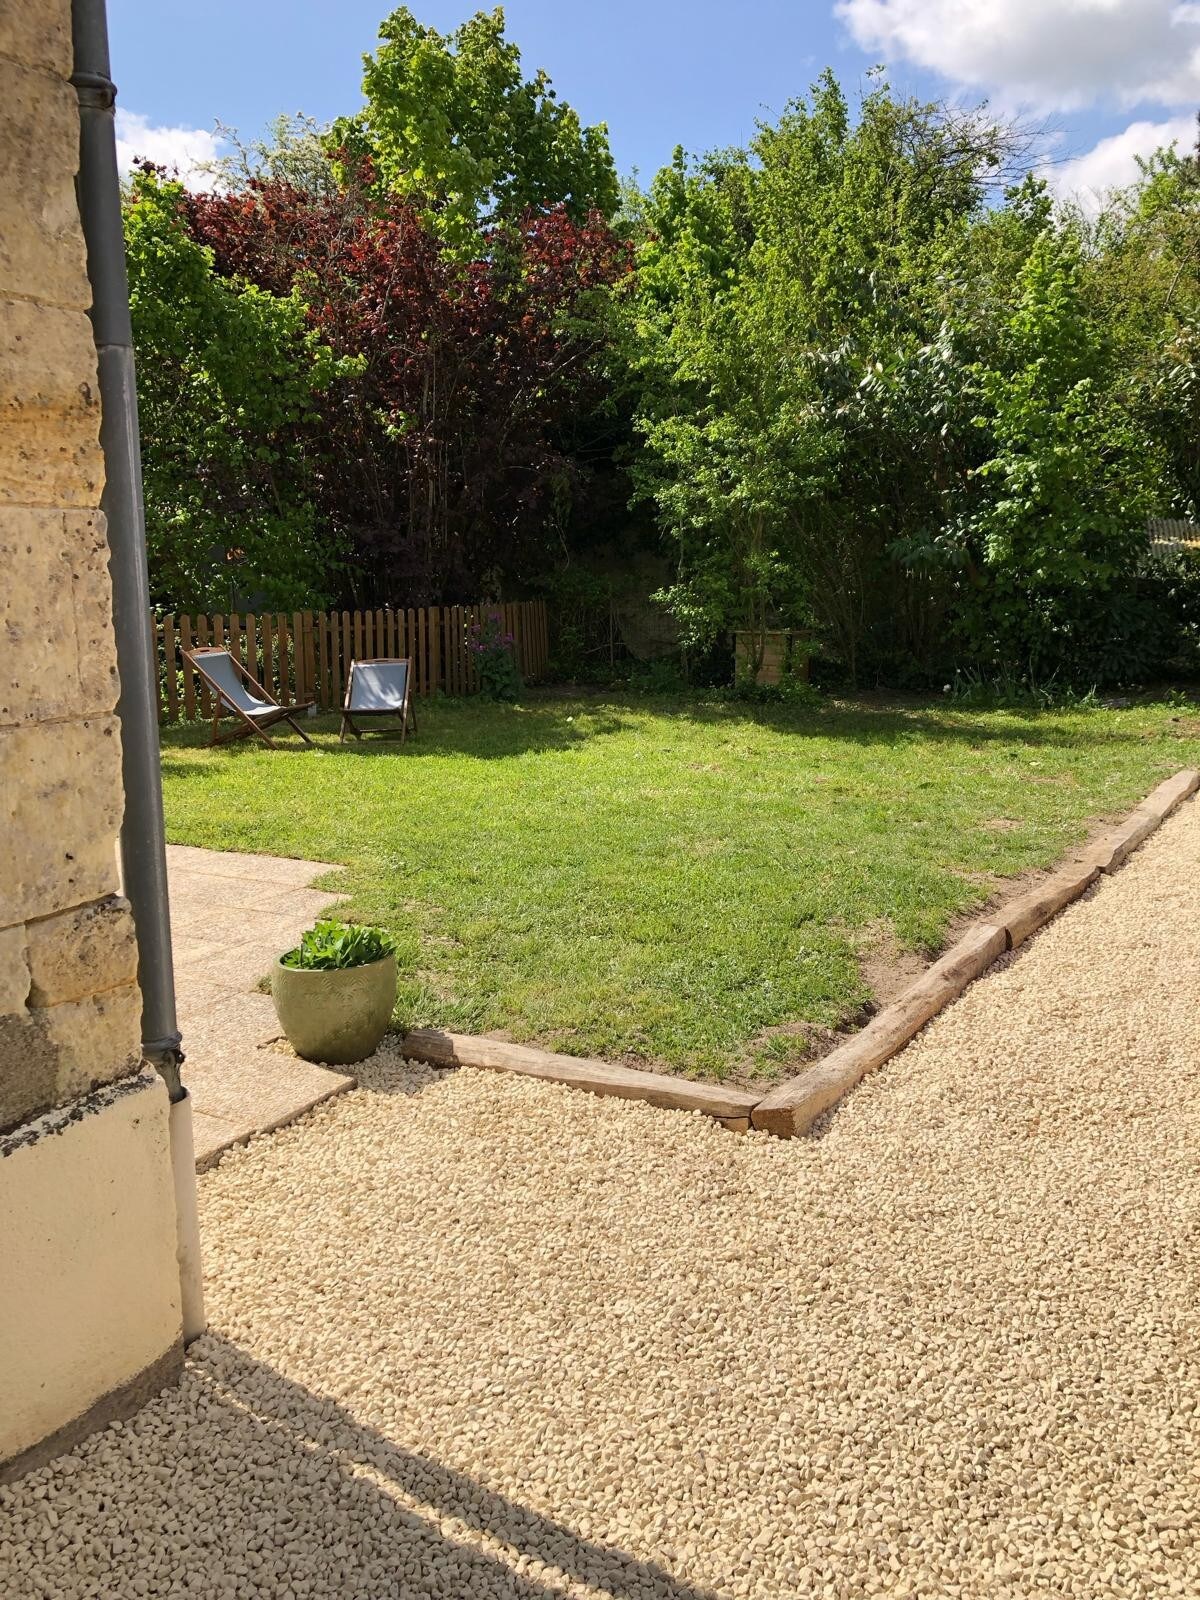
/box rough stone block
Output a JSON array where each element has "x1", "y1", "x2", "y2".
[
  {"x1": 0, "y1": 925, "x2": 31, "y2": 1015},
  {"x1": 26, "y1": 896, "x2": 138, "y2": 1007},
  {"x1": 0, "y1": 62, "x2": 90, "y2": 306},
  {"x1": 37, "y1": 982, "x2": 142, "y2": 1081},
  {"x1": 0, "y1": 7, "x2": 74, "y2": 77},
  {"x1": 0, "y1": 299, "x2": 103, "y2": 507},
  {"x1": 0, "y1": 717, "x2": 124, "y2": 925},
  {"x1": 0, "y1": 983, "x2": 141, "y2": 1134},
  {"x1": 0, "y1": 508, "x2": 75, "y2": 723},
  {"x1": 68, "y1": 510, "x2": 120, "y2": 714},
  {"x1": 0, "y1": 508, "x2": 119, "y2": 725}
]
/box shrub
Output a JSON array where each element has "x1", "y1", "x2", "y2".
[
  {"x1": 467, "y1": 611, "x2": 524, "y2": 700},
  {"x1": 280, "y1": 921, "x2": 398, "y2": 970},
  {"x1": 627, "y1": 659, "x2": 687, "y2": 695},
  {"x1": 731, "y1": 672, "x2": 822, "y2": 708}
]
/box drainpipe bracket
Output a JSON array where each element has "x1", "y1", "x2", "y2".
[
  {"x1": 70, "y1": 68, "x2": 116, "y2": 110},
  {"x1": 143, "y1": 1033, "x2": 185, "y2": 1103}
]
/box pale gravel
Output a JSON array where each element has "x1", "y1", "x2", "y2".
[{"x1": 4, "y1": 804, "x2": 1200, "y2": 1599}]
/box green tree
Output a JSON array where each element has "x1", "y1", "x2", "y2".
[
  {"x1": 961, "y1": 230, "x2": 1161, "y2": 681},
  {"x1": 1081, "y1": 130, "x2": 1200, "y2": 516},
  {"x1": 625, "y1": 147, "x2": 822, "y2": 672},
  {"x1": 125, "y1": 169, "x2": 353, "y2": 611},
  {"x1": 211, "y1": 113, "x2": 343, "y2": 199},
  {"x1": 626, "y1": 74, "x2": 1015, "y2": 682},
  {"x1": 330, "y1": 6, "x2": 619, "y2": 251}
]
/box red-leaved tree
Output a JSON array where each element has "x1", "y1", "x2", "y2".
[{"x1": 182, "y1": 171, "x2": 631, "y2": 604}]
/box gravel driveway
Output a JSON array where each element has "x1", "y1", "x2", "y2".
[{"x1": 4, "y1": 803, "x2": 1200, "y2": 1599}]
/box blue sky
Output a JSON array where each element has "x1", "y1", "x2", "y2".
[{"x1": 108, "y1": 1, "x2": 1200, "y2": 209}]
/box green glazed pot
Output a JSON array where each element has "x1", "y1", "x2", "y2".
[{"x1": 270, "y1": 953, "x2": 397, "y2": 1066}]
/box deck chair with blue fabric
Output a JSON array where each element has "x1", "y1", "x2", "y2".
[
  {"x1": 340, "y1": 658, "x2": 418, "y2": 745},
  {"x1": 183, "y1": 647, "x2": 314, "y2": 748}
]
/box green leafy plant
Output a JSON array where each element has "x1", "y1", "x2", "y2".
[
  {"x1": 280, "y1": 920, "x2": 398, "y2": 971},
  {"x1": 732, "y1": 671, "x2": 822, "y2": 708},
  {"x1": 626, "y1": 658, "x2": 687, "y2": 695},
  {"x1": 943, "y1": 668, "x2": 1100, "y2": 710},
  {"x1": 467, "y1": 610, "x2": 524, "y2": 700}
]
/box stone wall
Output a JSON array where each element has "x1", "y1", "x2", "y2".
[
  {"x1": 0, "y1": 2, "x2": 142, "y2": 1131},
  {"x1": 0, "y1": 0, "x2": 184, "y2": 1477}
]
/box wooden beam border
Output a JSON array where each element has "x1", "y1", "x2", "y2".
[{"x1": 750, "y1": 770, "x2": 1200, "y2": 1137}]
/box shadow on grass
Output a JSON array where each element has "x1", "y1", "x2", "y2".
[
  {"x1": 159, "y1": 689, "x2": 1174, "y2": 774},
  {"x1": 160, "y1": 703, "x2": 632, "y2": 767},
  {"x1": 654, "y1": 692, "x2": 1173, "y2": 752},
  {"x1": 54, "y1": 1332, "x2": 725, "y2": 1599}
]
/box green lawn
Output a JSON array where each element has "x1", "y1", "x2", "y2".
[{"x1": 160, "y1": 692, "x2": 1200, "y2": 1081}]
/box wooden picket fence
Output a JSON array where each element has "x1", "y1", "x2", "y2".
[{"x1": 155, "y1": 599, "x2": 549, "y2": 724}]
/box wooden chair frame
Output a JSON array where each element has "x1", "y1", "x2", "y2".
[
  {"x1": 340, "y1": 657, "x2": 418, "y2": 745},
  {"x1": 182, "y1": 647, "x2": 315, "y2": 749}
]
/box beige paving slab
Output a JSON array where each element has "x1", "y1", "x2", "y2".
[
  {"x1": 172, "y1": 938, "x2": 285, "y2": 993},
  {"x1": 172, "y1": 976, "x2": 233, "y2": 1017},
  {"x1": 169, "y1": 905, "x2": 315, "y2": 945},
  {"x1": 169, "y1": 936, "x2": 233, "y2": 971},
  {"x1": 163, "y1": 843, "x2": 358, "y2": 1169},
  {"x1": 166, "y1": 843, "x2": 340, "y2": 886},
  {"x1": 191, "y1": 883, "x2": 345, "y2": 921},
  {"x1": 169, "y1": 878, "x2": 343, "y2": 927},
  {"x1": 190, "y1": 1108, "x2": 246, "y2": 1172},
  {"x1": 181, "y1": 1046, "x2": 352, "y2": 1134},
  {"x1": 176, "y1": 989, "x2": 283, "y2": 1052}
]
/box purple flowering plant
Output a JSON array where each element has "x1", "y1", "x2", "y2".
[{"x1": 466, "y1": 609, "x2": 523, "y2": 700}]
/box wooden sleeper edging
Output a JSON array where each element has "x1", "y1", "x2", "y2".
[
  {"x1": 1082, "y1": 810, "x2": 1161, "y2": 873},
  {"x1": 750, "y1": 923, "x2": 1007, "y2": 1137},
  {"x1": 1134, "y1": 767, "x2": 1200, "y2": 821},
  {"x1": 1084, "y1": 770, "x2": 1200, "y2": 872},
  {"x1": 400, "y1": 1029, "x2": 761, "y2": 1123},
  {"x1": 749, "y1": 768, "x2": 1200, "y2": 1138},
  {"x1": 992, "y1": 863, "x2": 1100, "y2": 949}
]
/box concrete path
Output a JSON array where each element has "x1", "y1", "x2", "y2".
[
  {"x1": 167, "y1": 844, "x2": 354, "y2": 1168},
  {"x1": 4, "y1": 805, "x2": 1200, "y2": 1598}
]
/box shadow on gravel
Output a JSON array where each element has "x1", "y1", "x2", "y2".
[{"x1": 156, "y1": 1337, "x2": 726, "y2": 1600}]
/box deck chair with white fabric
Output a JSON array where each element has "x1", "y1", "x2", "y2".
[
  {"x1": 340, "y1": 658, "x2": 418, "y2": 745},
  {"x1": 183, "y1": 647, "x2": 315, "y2": 748}
]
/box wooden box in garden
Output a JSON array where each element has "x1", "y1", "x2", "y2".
[{"x1": 734, "y1": 630, "x2": 809, "y2": 686}]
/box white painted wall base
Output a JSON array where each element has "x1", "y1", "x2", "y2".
[
  {"x1": 169, "y1": 1090, "x2": 206, "y2": 1342},
  {"x1": 0, "y1": 1072, "x2": 184, "y2": 1471}
]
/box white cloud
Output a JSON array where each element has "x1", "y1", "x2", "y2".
[
  {"x1": 1045, "y1": 113, "x2": 1196, "y2": 212},
  {"x1": 114, "y1": 110, "x2": 224, "y2": 191},
  {"x1": 835, "y1": 0, "x2": 1200, "y2": 111}
]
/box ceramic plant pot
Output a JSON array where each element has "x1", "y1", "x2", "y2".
[{"x1": 270, "y1": 953, "x2": 397, "y2": 1065}]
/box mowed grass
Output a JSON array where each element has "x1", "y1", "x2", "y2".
[{"x1": 160, "y1": 692, "x2": 1200, "y2": 1081}]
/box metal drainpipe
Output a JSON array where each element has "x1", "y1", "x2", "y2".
[{"x1": 71, "y1": 0, "x2": 205, "y2": 1342}]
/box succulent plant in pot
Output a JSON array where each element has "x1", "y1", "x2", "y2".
[{"x1": 271, "y1": 920, "x2": 398, "y2": 1065}]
